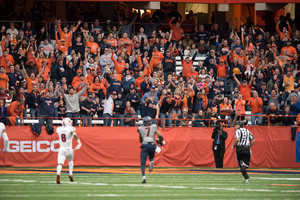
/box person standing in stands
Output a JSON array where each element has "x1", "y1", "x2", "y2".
[
  {"x1": 27, "y1": 85, "x2": 40, "y2": 119},
  {"x1": 59, "y1": 83, "x2": 88, "y2": 126},
  {"x1": 168, "y1": 17, "x2": 185, "y2": 44},
  {"x1": 212, "y1": 123, "x2": 227, "y2": 168},
  {"x1": 38, "y1": 91, "x2": 60, "y2": 126},
  {"x1": 144, "y1": 93, "x2": 159, "y2": 125}
]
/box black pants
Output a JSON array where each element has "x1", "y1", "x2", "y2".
[
  {"x1": 236, "y1": 146, "x2": 251, "y2": 179},
  {"x1": 213, "y1": 147, "x2": 225, "y2": 168}
]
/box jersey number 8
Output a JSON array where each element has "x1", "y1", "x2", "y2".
[{"x1": 61, "y1": 134, "x2": 66, "y2": 142}]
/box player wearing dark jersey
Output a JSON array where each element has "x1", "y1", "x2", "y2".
[
  {"x1": 231, "y1": 121, "x2": 255, "y2": 184},
  {"x1": 138, "y1": 116, "x2": 165, "y2": 183}
]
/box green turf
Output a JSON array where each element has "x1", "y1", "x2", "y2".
[{"x1": 0, "y1": 170, "x2": 300, "y2": 200}]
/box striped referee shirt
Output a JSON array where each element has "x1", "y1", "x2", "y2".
[{"x1": 235, "y1": 128, "x2": 254, "y2": 146}]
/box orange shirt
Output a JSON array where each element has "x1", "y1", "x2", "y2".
[
  {"x1": 87, "y1": 74, "x2": 96, "y2": 84},
  {"x1": 117, "y1": 38, "x2": 133, "y2": 53},
  {"x1": 281, "y1": 46, "x2": 297, "y2": 58},
  {"x1": 216, "y1": 64, "x2": 228, "y2": 78},
  {"x1": 181, "y1": 60, "x2": 194, "y2": 77},
  {"x1": 283, "y1": 76, "x2": 295, "y2": 91},
  {"x1": 0, "y1": 55, "x2": 15, "y2": 71},
  {"x1": 89, "y1": 82, "x2": 106, "y2": 96},
  {"x1": 239, "y1": 83, "x2": 252, "y2": 101},
  {"x1": 58, "y1": 24, "x2": 78, "y2": 47},
  {"x1": 26, "y1": 77, "x2": 38, "y2": 93},
  {"x1": 86, "y1": 41, "x2": 99, "y2": 55},
  {"x1": 55, "y1": 33, "x2": 69, "y2": 53},
  {"x1": 168, "y1": 18, "x2": 185, "y2": 42},
  {"x1": 107, "y1": 38, "x2": 117, "y2": 47},
  {"x1": 187, "y1": 71, "x2": 198, "y2": 80},
  {"x1": 235, "y1": 99, "x2": 245, "y2": 115},
  {"x1": 247, "y1": 97, "x2": 263, "y2": 114},
  {"x1": 135, "y1": 77, "x2": 144, "y2": 93},
  {"x1": 0, "y1": 73, "x2": 9, "y2": 89},
  {"x1": 149, "y1": 51, "x2": 164, "y2": 70},
  {"x1": 220, "y1": 103, "x2": 232, "y2": 116},
  {"x1": 276, "y1": 24, "x2": 291, "y2": 39},
  {"x1": 7, "y1": 101, "x2": 24, "y2": 118},
  {"x1": 111, "y1": 53, "x2": 125, "y2": 74}
]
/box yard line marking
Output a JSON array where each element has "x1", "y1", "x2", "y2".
[
  {"x1": 65, "y1": 182, "x2": 108, "y2": 186},
  {"x1": 281, "y1": 190, "x2": 300, "y2": 193},
  {"x1": 87, "y1": 194, "x2": 126, "y2": 197},
  {"x1": 252, "y1": 177, "x2": 300, "y2": 181},
  {"x1": 113, "y1": 184, "x2": 187, "y2": 189},
  {"x1": 193, "y1": 187, "x2": 275, "y2": 192}
]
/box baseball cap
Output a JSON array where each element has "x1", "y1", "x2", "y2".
[
  {"x1": 210, "y1": 49, "x2": 215, "y2": 52},
  {"x1": 220, "y1": 59, "x2": 224, "y2": 62},
  {"x1": 129, "y1": 87, "x2": 135, "y2": 90},
  {"x1": 242, "y1": 80, "x2": 247, "y2": 83},
  {"x1": 213, "y1": 96, "x2": 218, "y2": 100},
  {"x1": 167, "y1": 92, "x2": 172, "y2": 96},
  {"x1": 10, "y1": 43, "x2": 15, "y2": 46},
  {"x1": 88, "y1": 95, "x2": 93, "y2": 98},
  {"x1": 77, "y1": 69, "x2": 82, "y2": 73},
  {"x1": 110, "y1": 91, "x2": 117, "y2": 95},
  {"x1": 197, "y1": 92, "x2": 201, "y2": 95},
  {"x1": 182, "y1": 108, "x2": 188, "y2": 112},
  {"x1": 184, "y1": 88, "x2": 189, "y2": 91},
  {"x1": 271, "y1": 44, "x2": 276, "y2": 47},
  {"x1": 261, "y1": 82, "x2": 266, "y2": 85},
  {"x1": 0, "y1": 87, "x2": 4, "y2": 90},
  {"x1": 91, "y1": 68, "x2": 96, "y2": 71},
  {"x1": 287, "y1": 40, "x2": 292, "y2": 43},
  {"x1": 150, "y1": 86, "x2": 155, "y2": 89},
  {"x1": 61, "y1": 39, "x2": 65, "y2": 42}
]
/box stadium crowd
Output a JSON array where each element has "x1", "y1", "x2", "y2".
[{"x1": 0, "y1": 7, "x2": 300, "y2": 127}]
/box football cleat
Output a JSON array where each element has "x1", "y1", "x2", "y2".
[
  {"x1": 142, "y1": 176, "x2": 146, "y2": 184},
  {"x1": 69, "y1": 175, "x2": 74, "y2": 182},
  {"x1": 149, "y1": 161, "x2": 154, "y2": 172},
  {"x1": 244, "y1": 179, "x2": 249, "y2": 184},
  {"x1": 56, "y1": 174, "x2": 60, "y2": 184}
]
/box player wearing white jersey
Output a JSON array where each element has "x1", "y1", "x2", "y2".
[
  {"x1": 0, "y1": 122, "x2": 9, "y2": 154},
  {"x1": 56, "y1": 118, "x2": 82, "y2": 184}
]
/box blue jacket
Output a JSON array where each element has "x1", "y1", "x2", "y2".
[
  {"x1": 290, "y1": 101, "x2": 300, "y2": 115},
  {"x1": 38, "y1": 97, "x2": 60, "y2": 116},
  {"x1": 122, "y1": 77, "x2": 135, "y2": 91},
  {"x1": 27, "y1": 91, "x2": 40, "y2": 109},
  {"x1": 192, "y1": 97, "x2": 204, "y2": 114},
  {"x1": 105, "y1": 73, "x2": 122, "y2": 93}
]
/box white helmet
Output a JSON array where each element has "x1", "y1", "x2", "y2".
[{"x1": 62, "y1": 118, "x2": 72, "y2": 127}]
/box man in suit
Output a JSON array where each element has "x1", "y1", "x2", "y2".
[{"x1": 211, "y1": 123, "x2": 228, "y2": 168}]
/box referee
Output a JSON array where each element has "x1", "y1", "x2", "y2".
[{"x1": 231, "y1": 121, "x2": 255, "y2": 184}]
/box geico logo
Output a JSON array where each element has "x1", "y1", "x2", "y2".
[{"x1": 7, "y1": 141, "x2": 60, "y2": 153}]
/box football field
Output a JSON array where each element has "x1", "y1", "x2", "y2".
[{"x1": 0, "y1": 167, "x2": 300, "y2": 200}]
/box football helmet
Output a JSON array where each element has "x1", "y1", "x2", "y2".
[
  {"x1": 62, "y1": 117, "x2": 72, "y2": 127},
  {"x1": 143, "y1": 116, "x2": 152, "y2": 126}
]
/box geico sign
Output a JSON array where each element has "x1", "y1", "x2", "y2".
[{"x1": 8, "y1": 141, "x2": 60, "y2": 153}]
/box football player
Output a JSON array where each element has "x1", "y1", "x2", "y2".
[
  {"x1": 0, "y1": 122, "x2": 9, "y2": 154},
  {"x1": 138, "y1": 116, "x2": 165, "y2": 183},
  {"x1": 56, "y1": 117, "x2": 82, "y2": 184}
]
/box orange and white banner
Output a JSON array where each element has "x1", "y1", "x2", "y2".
[{"x1": 0, "y1": 126, "x2": 299, "y2": 168}]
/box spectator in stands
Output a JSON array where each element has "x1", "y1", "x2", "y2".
[
  {"x1": 207, "y1": 96, "x2": 220, "y2": 115},
  {"x1": 118, "y1": 11, "x2": 137, "y2": 38},
  {"x1": 248, "y1": 91, "x2": 263, "y2": 125},
  {"x1": 192, "y1": 92, "x2": 204, "y2": 117},
  {"x1": 194, "y1": 25, "x2": 209, "y2": 45},
  {"x1": 0, "y1": 51, "x2": 15, "y2": 72},
  {"x1": 204, "y1": 50, "x2": 219, "y2": 74},
  {"x1": 7, "y1": 65, "x2": 19, "y2": 98},
  {"x1": 103, "y1": 91, "x2": 116, "y2": 126},
  {"x1": 113, "y1": 92, "x2": 126, "y2": 126},
  {"x1": 281, "y1": 105, "x2": 294, "y2": 126},
  {"x1": 140, "y1": 15, "x2": 161, "y2": 38},
  {"x1": 232, "y1": 39, "x2": 245, "y2": 56},
  {"x1": 59, "y1": 83, "x2": 88, "y2": 126},
  {"x1": 229, "y1": 57, "x2": 243, "y2": 93},
  {"x1": 178, "y1": 49, "x2": 197, "y2": 81},
  {"x1": 289, "y1": 95, "x2": 300, "y2": 116},
  {"x1": 124, "y1": 107, "x2": 138, "y2": 127},
  {"x1": 161, "y1": 50, "x2": 176, "y2": 79},
  {"x1": 57, "y1": 99, "x2": 66, "y2": 118},
  {"x1": 7, "y1": 98, "x2": 24, "y2": 126},
  {"x1": 27, "y1": 85, "x2": 40, "y2": 119},
  {"x1": 265, "y1": 102, "x2": 281, "y2": 126},
  {"x1": 287, "y1": 88, "x2": 300, "y2": 102},
  {"x1": 0, "y1": 100, "x2": 7, "y2": 124},
  {"x1": 89, "y1": 76, "x2": 106, "y2": 105},
  {"x1": 23, "y1": 20, "x2": 36, "y2": 38},
  {"x1": 38, "y1": 91, "x2": 60, "y2": 126},
  {"x1": 144, "y1": 93, "x2": 159, "y2": 124},
  {"x1": 219, "y1": 97, "x2": 232, "y2": 122},
  {"x1": 209, "y1": 23, "x2": 224, "y2": 52},
  {"x1": 168, "y1": 17, "x2": 185, "y2": 44},
  {"x1": 235, "y1": 94, "x2": 246, "y2": 122},
  {"x1": 0, "y1": 87, "x2": 10, "y2": 104},
  {"x1": 204, "y1": 107, "x2": 218, "y2": 127},
  {"x1": 125, "y1": 87, "x2": 141, "y2": 115},
  {"x1": 197, "y1": 39, "x2": 210, "y2": 57},
  {"x1": 79, "y1": 94, "x2": 95, "y2": 127},
  {"x1": 176, "y1": 108, "x2": 192, "y2": 127},
  {"x1": 193, "y1": 109, "x2": 205, "y2": 127}
]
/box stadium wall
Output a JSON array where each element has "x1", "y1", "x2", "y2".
[{"x1": 0, "y1": 126, "x2": 299, "y2": 168}]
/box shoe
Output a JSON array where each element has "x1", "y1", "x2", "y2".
[
  {"x1": 240, "y1": 160, "x2": 246, "y2": 171},
  {"x1": 149, "y1": 161, "x2": 154, "y2": 172},
  {"x1": 2, "y1": 149, "x2": 6, "y2": 154},
  {"x1": 56, "y1": 175, "x2": 60, "y2": 184},
  {"x1": 142, "y1": 176, "x2": 146, "y2": 184},
  {"x1": 244, "y1": 179, "x2": 249, "y2": 184},
  {"x1": 69, "y1": 175, "x2": 74, "y2": 182}
]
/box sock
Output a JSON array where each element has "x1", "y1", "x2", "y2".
[
  {"x1": 2, "y1": 132, "x2": 8, "y2": 152},
  {"x1": 240, "y1": 168, "x2": 249, "y2": 180},
  {"x1": 69, "y1": 161, "x2": 73, "y2": 176},
  {"x1": 57, "y1": 165, "x2": 62, "y2": 175}
]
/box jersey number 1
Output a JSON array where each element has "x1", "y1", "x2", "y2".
[
  {"x1": 145, "y1": 127, "x2": 150, "y2": 136},
  {"x1": 61, "y1": 134, "x2": 66, "y2": 142}
]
